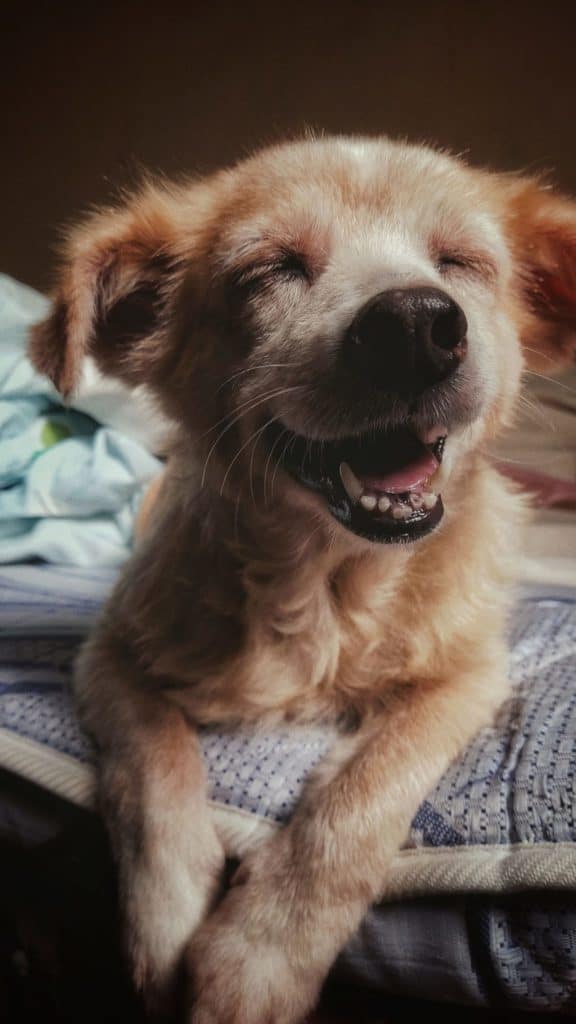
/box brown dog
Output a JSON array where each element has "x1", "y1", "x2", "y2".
[{"x1": 30, "y1": 136, "x2": 576, "y2": 1023}]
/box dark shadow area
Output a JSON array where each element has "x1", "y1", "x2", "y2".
[{"x1": 2, "y1": 0, "x2": 576, "y2": 290}]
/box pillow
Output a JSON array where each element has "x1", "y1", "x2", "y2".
[{"x1": 0, "y1": 564, "x2": 575, "y2": 1010}]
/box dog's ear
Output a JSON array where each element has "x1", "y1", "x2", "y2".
[
  {"x1": 29, "y1": 185, "x2": 185, "y2": 397},
  {"x1": 506, "y1": 180, "x2": 576, "y2": 372}
]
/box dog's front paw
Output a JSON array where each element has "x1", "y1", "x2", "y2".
[
  {"x1": 128, "y1": 832, "x2": 226, "y2": 1010},
  {"x1": 187, "y1": 890, "x2": 323, "y2": 1024}
]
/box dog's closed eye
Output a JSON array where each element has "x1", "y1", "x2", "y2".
[
  {"x1": 231, "y1": 250, "x2": 312, "y2": 294},
  {"x1": 435, "y1": 253, "x2": 470, "y2": 272},
  {"x1": 434, "y1": 250, "x2": 499, "y2": 284}
]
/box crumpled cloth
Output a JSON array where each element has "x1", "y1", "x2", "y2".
[{"x1": 0, "y1": 274, "x2": 166, "y2": 566}]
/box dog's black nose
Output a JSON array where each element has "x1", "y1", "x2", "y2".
[{"x1": 343, "y1": 287, "x2": 468, "y2": 395}]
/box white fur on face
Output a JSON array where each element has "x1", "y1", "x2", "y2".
[{"x1": 216, "y1": 137, "x2": 521, "y2": 465}]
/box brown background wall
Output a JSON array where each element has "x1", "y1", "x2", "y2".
[{"x1": 3, "y1": 0, "x2": 576, "y2": 291}]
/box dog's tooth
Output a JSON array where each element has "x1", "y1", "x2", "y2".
[
  {"x1": 410, "y1": 493, "x2": 424, "y2": 510},
  {"x1": 422, "y1": 491, "x2": 438, "y2": 510},
  {"x1": 339, "y1": 462, "x2": 364, "y2": 503},
  {"x1": 360, "y1": 494, "x2": 377, "y2": 511},
  {"x1": 392, "y1": 504, "x2": 410, "y2": 520},
  {"x1": 377, "y1": 495, "x2": 391, "y2": 513}
]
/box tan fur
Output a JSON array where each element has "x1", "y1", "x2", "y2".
[{"x1": 30, "y1": 135, "x2": 576, "y2": 1023}]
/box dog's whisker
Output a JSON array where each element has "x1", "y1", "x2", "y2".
[
  {"x1": 264, "y1": 426, "x2": 289, "y2": 506},
  {"x1": 524, "y1": 370, "x2": 576, "y2": 396},
  {"x1": 270, "y1": 435, "x2": 293, "y2": 499},
  {"x1": 201, "y1": 383, "x2": 306, "y2": 443},
  {"x1": 219, "y1": 417, "x2": 277, "y2": 497},
  {"x1": 200, "y1": 388, "x2": 286, "y2": 440},
  {"x1": 200, "y1": 396, "x2": 274, "y2": 488},
  {"x1": 516, "y1": 392, "x2": 558, "y2": 432},
  {"x1": 216, "y1": 362, "x2": 305, "y2": 395},
  {"x1": 522, "y1": 346, "x2": 569, "y2": 368},
  {"x1": 200, "y1": 387, "x2": 302, "y2": 488},
  {"x1": 271, "y1": 432, "x2": 298, "y2": 499},
  {"x1": 301, "y1": 514, "x2": 328, "y2": 553},
  {"x1": 248, "y1": 426, "x2": 266, "y2": 506}
]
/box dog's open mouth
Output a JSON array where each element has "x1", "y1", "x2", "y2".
[{"x1": 265, "y1": 421, "x2": 447, "y2": 543}]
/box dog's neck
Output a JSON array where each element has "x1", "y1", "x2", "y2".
[{"x1": 119, "y1": 453, "x2": 521, "y2": 721}]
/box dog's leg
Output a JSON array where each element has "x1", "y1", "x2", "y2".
[
  {"x1": 188, "y1": 659, "x2": 507, "y2": 1024},
  {"x1": 75, "y1": 636, "x2": 225, "y2": 1006}
]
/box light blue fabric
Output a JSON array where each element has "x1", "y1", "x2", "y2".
[{"x1": 0, "y1": 275, "x2": 162, "y2": 566}]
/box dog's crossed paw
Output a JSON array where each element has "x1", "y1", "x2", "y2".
[
  {"x1": 187, "y1": 892, "x2": 322, "y2": 1024},
  {"x1": 127, "y1": 835, "x2": 226, "y2": 1012}
]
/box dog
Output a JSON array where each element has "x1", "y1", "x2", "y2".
[{"x1": 29, "y1": 135, "x2": 576, "y2": 1023}]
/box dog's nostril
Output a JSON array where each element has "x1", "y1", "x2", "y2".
[
  {"x1": 352, "y1": 309, "x2": 406, "y2": 352},
  {"x1": 430, "y1": 305, "x2": 467, "y2": 352}
]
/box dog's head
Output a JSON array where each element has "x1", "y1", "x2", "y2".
[{"x1": 30, "y1": 137, "x2": 576, "y2": 545}]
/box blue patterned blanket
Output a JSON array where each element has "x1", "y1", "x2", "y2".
[
  {"x1": 1, "y1": 564, "x2": 575, "y2": 1010},
  {"x1": 1, "y1": 565, "x2": 574, "y2": 855}
]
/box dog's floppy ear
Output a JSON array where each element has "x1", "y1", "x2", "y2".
[
  {"x1": 29, "y1": 185, "x2": 185, "y2": 397},
  {"x1": 506, "y1": 180, "x2": 576, "y2": 372}
]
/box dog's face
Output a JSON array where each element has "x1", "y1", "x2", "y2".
[
  {"x1": 30, "y1": 137, "x2": 576, "y2": 546},
  {"x1": 209, "y1": 140, "x2": 520, "y2": 544}
]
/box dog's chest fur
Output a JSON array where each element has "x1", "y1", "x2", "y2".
[
  {"x1": 157, "y1": 560, "x2": 413, "y2": 724},
  {"x1": 133, "y1": 462, "x2": 517, "y2": 728}
]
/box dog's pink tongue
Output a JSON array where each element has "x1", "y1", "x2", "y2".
[{"x1": 358, "y1": 448, "x2": 438, "y2": 494}]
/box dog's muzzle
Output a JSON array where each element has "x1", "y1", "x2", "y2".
[{"x1": 261, "y1": 288, "x2": 469, "y2": 543}]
